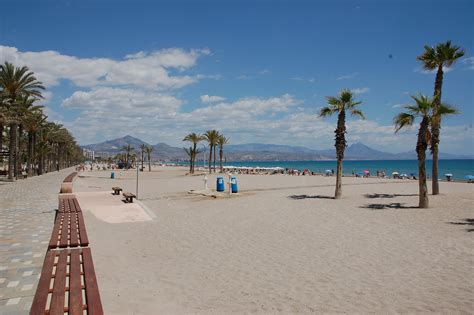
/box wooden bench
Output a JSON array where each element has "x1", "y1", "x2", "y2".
[
  {"x1": 63, "y1": 172, "x2": 78, "y2": 183},
  {"x1": 30, "y1": 248, "x2": 104, "y2": 315},
  {"x1": 112, "y1": 186, "x2": 123, "y2": 195},
  {"x1": 123, "y1": 192, "x2": 136, "y2": 203},
  {"x1": 49, "y1": 210, "x2": 89, "y2": 249},
  {"x1": 58, "y1": 197, "x2": 82, "y2": 213}
]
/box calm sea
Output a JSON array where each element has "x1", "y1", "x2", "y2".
[{"x1": 191, "y1": 159, "x2": 474, "y2": 181}]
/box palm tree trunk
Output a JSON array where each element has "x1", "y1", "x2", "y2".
[
  {"x1": 141, "y1": 151, "x2": 144, "y2": 170},
  {"x1": 213, "y1": 146, "x2": 216, "y2": 173},
  {"x1": 15, "y1": 124, "x2": 22, "y2": 179},
  {"x1": 334, "y1": 111, "x2": 346, "y2": 199},
  {"x1": 417, "y1": 117, "x2": 430, "y2": 208},
  {"x1": 219, "y1": 147, "x2": 223, "y2": 173},
  {"x1": 431, "y1": 66, "x2": 444, "y2": 195},
  {"x1": 0, "y1": 123, "x2": 3, "y2": 151},
  {"x1": 335, "y1": 158, "x2": 343, "y2": 199},
  {"x1": 8, "y1": 123, "x2": 17, "y2": 180},
  {"x1": 148, "y1": 153, "x2": 151, "y2": 171},
  {"x1": 208, "y1": 146, "x2": 212, "y2": 174},
  {"x1": 27, "y1": 132, "x2": 33, "y2": 176},
  {"x1": 191, "y1": 143, "x2": 197, "y2": 174}
]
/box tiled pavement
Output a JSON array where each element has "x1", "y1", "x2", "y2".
[{"x1": 0, "y1": 169, "x2": 75, "y2": 315}]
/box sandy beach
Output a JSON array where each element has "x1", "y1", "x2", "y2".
[{"x1": 68, "y1": 166, "x2": 474, "y2": 314}]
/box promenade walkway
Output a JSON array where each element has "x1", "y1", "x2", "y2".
[{"x1": 0, "y1": 169, "x2": 74, "y2": 315}]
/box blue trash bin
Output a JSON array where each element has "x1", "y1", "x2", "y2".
[
  {"x1": 111, "y1": 172, "x2": 115, "y2": 179},
  {"x1": 230, "y1": 177, "x2": 238, "y2": 193},
  {"x1": 216, "y1": 177, "x2": 225, "y2": 192}
]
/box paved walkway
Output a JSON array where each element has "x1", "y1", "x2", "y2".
[{"x1": 0, "y1": 169, "x2": 74, "y2": 315}]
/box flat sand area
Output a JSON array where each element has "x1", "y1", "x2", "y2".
[{"x1": 74, "y1": 166, "x2": 473, "y2": 314}]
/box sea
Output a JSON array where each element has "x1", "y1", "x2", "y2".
[{"x1": 190, "y1": 159, "x2": 474, "y2": 181}]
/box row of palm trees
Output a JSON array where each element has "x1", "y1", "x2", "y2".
[
  {"x1": 0, "y1": 62, "x2": 83, "y2": 180},
  {"x1": 118, "y1": 144, "x2": 153, "y2": 171},
  {"x1": 183, "y1": 130, "x2": 229, "y2": 174},
  {"x1": 319, "y1": 40, "x2": 463, "y2": 208}
]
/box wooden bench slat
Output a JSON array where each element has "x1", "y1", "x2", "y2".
[
  {"x1": 49, "y1": 216, "x2": 62, "y2": 249},
  {"x1": 30, "y1": 251, "x2": 55, "y2": 314},
  {"x1": 68, "y1": 250, "x2": 83, "y2": 315},
  {"x1": 70, "y1": 212, "x2": 79, "y2": 247},
  {"x1": 82, "y1": 248, "x2": 104, "y2": 315},
  {"x1": 77, "y1": 212, "x2": 89, "y2": 247},
  {"x1": 72, "y1": 198, "x2": 82, "y2": 212},
  {"x1": 59, "y1": 214, "x2": 70, "y2": 248},
  {"x1": 50, "y1": 251, "x2": 68, "y2": 314}
]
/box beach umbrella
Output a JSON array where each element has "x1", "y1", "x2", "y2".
[
  {"x1": 444, "y1": 173, "x2": 453, "y2": 177},
  {"x1": 392, "y1": 171, "x2": 399, "y2": 175},
  {"x1": 325, "y1": 169, "x2": 332, "y2": 173},
  {"x1": 363, "y1": 170, "x2": 370, "y2": 174},
  {"x1": 464, "y1": 175, "x2": 474, "y2": 181}
]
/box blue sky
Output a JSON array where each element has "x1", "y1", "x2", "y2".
[{"x1": 1, "y1": 0, "x2": 473, "y2": 154}]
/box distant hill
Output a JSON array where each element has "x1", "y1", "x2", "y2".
[{"x1": 82, "y1": 136, "x2": 473, "y2": 161}]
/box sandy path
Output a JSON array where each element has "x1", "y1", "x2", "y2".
[{"x1": 75, "y1": 167, "x2": 473, "y2": 314}]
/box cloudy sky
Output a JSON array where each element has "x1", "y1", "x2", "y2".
[{"x1": 1, "y1": 0, "x2": 473, "y2": 154}]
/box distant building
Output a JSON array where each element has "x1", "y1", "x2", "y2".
[
  {"x1": 82, "y1": 148, "x2": 95, "y2": 160},
  {"x1": 95, "y1": 151, "x2": 110, "y2": 160}
]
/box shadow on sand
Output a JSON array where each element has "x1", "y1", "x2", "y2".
[
  {"x1": 288, "y1": 194, "x2": 335, "y2": 200},
  {"x1": 447, "y1": 218, "x2": 474, "y2": 232},
  {"x1": 364, "y1": 193, "x2": 418, "y2": 199},
  {"x1": 360, "y1": 202, "x2": 419, "y2": 210}
]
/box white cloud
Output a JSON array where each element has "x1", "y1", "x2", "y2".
[
  {"x1": 462, "y1": 56, "x2": 474, "y2": 70},
  {"x1": 337, "y1": 72, "x2": 358, "y2": 80},
  {"x1": 236, "y1": 74, "x2": 250, "y2": 80},
  {"x1": 62, "y1": 87, "x2": 183, "y2": 116},
  {"x1": 290, "y1": 76, "x2": 315, "y2": 83},
  {"x1": 259, "y1": 69, "x2": 270, "y2": 75},
  {"x1": 0, "y1": 45, "x2": 211, "y2": 89},
  {"x1": 414, "y1": 66, "x2": 452, "y2": 74},
  {"x1": 350, "y1": 87, "x2": 370, "y2": 94},
  {"x1": 392, "y1": 103, "x2": 405, "y2": 108},
  {"x1": 200, "y1": 95, "x2": 225, "y2": 103}
]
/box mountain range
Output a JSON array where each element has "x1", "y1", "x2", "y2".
[{"x1": 82, "y1": 135, "x2": 473, "y2": 161}]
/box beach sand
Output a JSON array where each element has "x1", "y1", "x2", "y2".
[{"x1": 74, "y1": 166, "x2": 473, "y2": 314}]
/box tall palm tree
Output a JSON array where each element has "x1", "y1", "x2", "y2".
[
  {"x1": 183, "y1": 132, "x2": 204, "y2": 174},
  {"x1": 121, "y1": 144, "x2": 134, "y2": 168},
  {"x1": 140, "y1": 143, "x2": 147, "y2": 170},
  {"x1": 217, "y1": 135, "x2": 229, "y2": 173},
  {"x1": 0, "y1": 62, "x2": 44, "y2": 180},
  {"x1": 16, "y1": 96, "x2": 43, "y2": 177},
  {"x1": 394, "y1": 95, "x2": 457, "y2": 208},
  {"x1": 319, "y1": 89, "x2": 364, "y2": 199},
  {"x1": 24, "y1": 111, "x2": 47, "y2": 176},
  {"x1": 204, "y1": 130, "x2": 220, "y2": 173},
  {"x1": 145, "y1": 145, "x2": 153, "y2": 171},
  {"x1": 417, "y1": 41, "x2": 464, "y2": 195}
]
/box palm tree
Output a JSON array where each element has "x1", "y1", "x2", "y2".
[
  {"x1": 0, "y1": 62, "x2": 44, "y2": 180},
  {"x1": 183, "y1": 132, "x2": 204, "y2": 174},
  {"x1": 23, "y1": 111, "x2": 47, "y2": 176},
  {"x1": 394, "y1": 95, "x2": 457, "y2": 208},
  {"x1": 145, "y1": 146, "x2": 153, "y2": 171},
  {"x1": 417, "y1": 41, "x2": 464, "y2": 195},
  {"x1": 204, "y1": 130, "x2": 220, "y2": 173},
  {"x1": 140, "y1": 143, "x2": 147, "y2": 170},
  {"x1": 319, "y1": 89, "x2": 364, "y2": 199},
  {"x1": 217, "y1": 135, "x2": 229, "y2": 173},
  {"x1": 121, "y1": 144, "x2": 134, "y2": 168}
]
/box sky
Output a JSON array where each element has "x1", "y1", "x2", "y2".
[{"x1": 1, "y1": 0, "x2": 473, "y2": 154}]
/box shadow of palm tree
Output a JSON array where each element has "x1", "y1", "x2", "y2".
[
  {"x1": 447, "y1": 218, "x2": 474, "y2": 232},
  {"x1": 360, "y1": 203, "x2": 419, "y2": 210},
  {"x1": 364, "y1": 193, "x2": 419, "y2": 199},
  {"x1": 289, "y1": 194, "x2": 334, "y2": 200}
]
